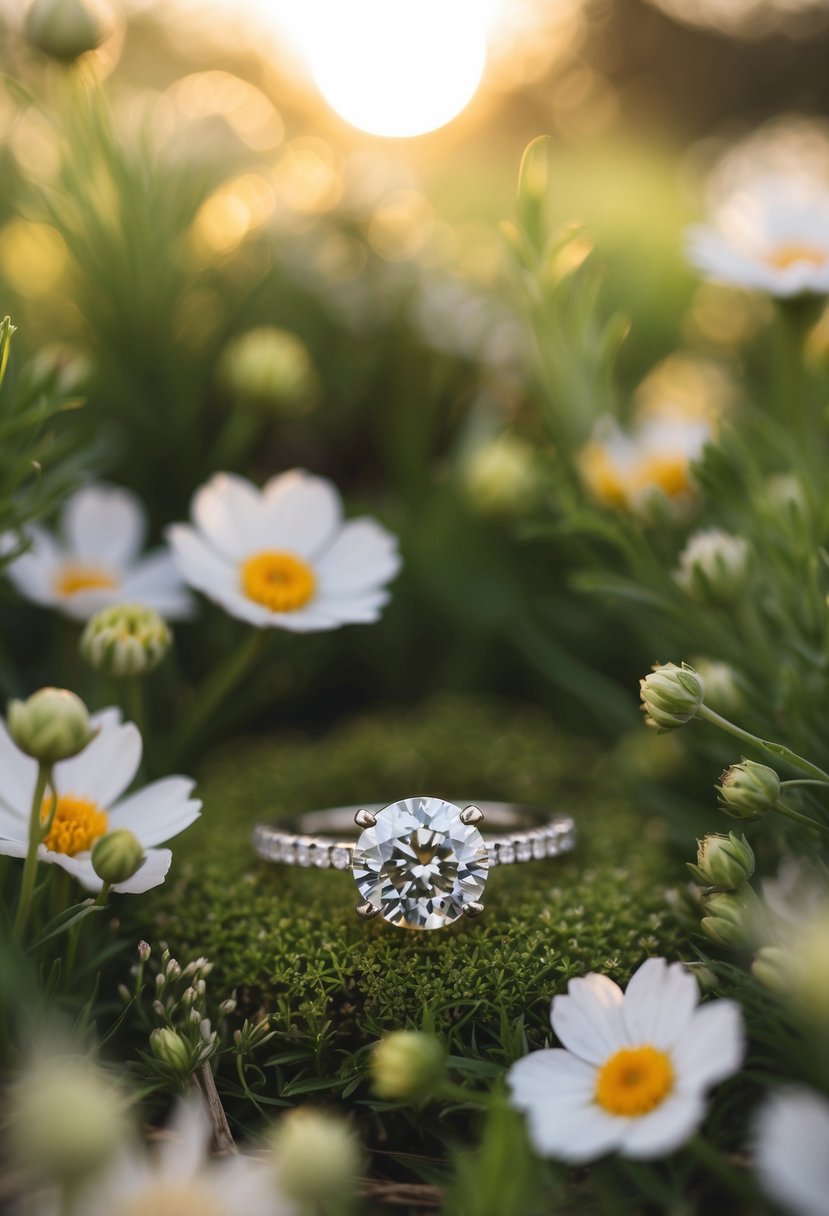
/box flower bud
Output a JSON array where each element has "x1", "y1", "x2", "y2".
[
  {"x1": 777, "y1": 908, "x2": 829, "y2": 1030},
  {"x1": 8, "y1": 1054, "x2": 126, "y2": 1185},
  {"x1": 717, "y1": 760, "x2": 780, "y2": 821},
  {"x1": 91, "y1": 829, "x2": 145, "y2": 885},
  {"x1": 7, "y1": 687, "x2": 95, "y2": 764},
  {"x1": 271, "y1": 1110, "x2": 361, "y2": 1206},
  {"x1": 219, "y1": 998, "x2": 237, "y2": 1015},
  {"x1": 218, "y1": 326, "x2": 319, "y2": 416},
  {"x1": 639, "y1": 662, "x2": 704, "y2": 732},
  {"x1": 691, "y1": 658, "x2": 742, "y2": 716},
  {"x1": 701, "y1": 886, "x2": 761, "y2": 949},
  {"x1": 149, "y1": 1028, "x2": 191, "y2": 1075},
  {"x1": 370, "y1": 1030, "x2": 446, "y2": 1101},
  {"x1": 80, "y1": 604, "x2": 172, "y2": 678},
  {"x1": 675, "y1": 528, "x2": 751, "y2": 605},
  {"x1": 752, "y1": 945, "x2": 789, "y2": 995},
  {"x1": 24, "y1": 0, "x2": 111, "y2": 63},
  {"x1": 688, "y1": 832, "x2": 755, "y2": 892},
  {"x1": 138, "y1": 941, "x2": 151, "y2": 963},
  {"x1": 461, "y1": 435, "x2": 539, "y2": 517}
]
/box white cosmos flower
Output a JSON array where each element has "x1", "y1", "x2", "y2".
[
  {"x1": 1, "y1": 484, "x2": 193, "y2": 622},
  {"x1": 507, "y1": 958, "x2": 744, "y2": 1163},
  {"x1": 0, "y1": 708, "x2": 200, "y2": 894},
  {"x1": 754, "y1": 1088, "x2": 829, "y2": 1216},
  {"x1": 167, "y1": 469, "x2": 401, "y2": 632},
  {"x1": 687, "y1": 178, "x2": 829, "y2": 298}
]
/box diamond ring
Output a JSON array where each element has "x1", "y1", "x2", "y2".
[{"x1": 252, "y1": 797, "x2": 575, "y2": 931}]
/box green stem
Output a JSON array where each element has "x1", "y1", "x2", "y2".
[
  {"x1": 124, "y1": 676, "x2": 145, "y2": 737},
  {"x1": 169, "y1": 630, "x2": 269, "y2": 764},
  {"x1": 696, "y1": 704, "x2": 829, "y2": 783},
  {"x1": 775, "y1": 800, "x2": 829, "y2": 837},
  {"x1": 13, "y1": 765, "x2": 52, "y2": 940},
  {"x1": 780, "y1": 779, "x2": 829, "y2": 790},
  {"x1": 436, "y1": 1081, "x2": 494, "y2": 1108}
]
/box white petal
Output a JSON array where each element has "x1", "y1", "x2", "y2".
[
  {"x1": 2, "y1": 525, "x2": 64, "y2": 605},
  {"x1": 44, "y1": 852, "x2": 102, "y2": 891},
  {"x1": 119, "y1": 550, "x2": 195, "y2": 620},
  {"x1": 311, "y1": 589, "x2": 391, "y2": 625},
  {"x1": 62, "y1": 485, "x2": 147, "y2": 567},
  {"x1": 623, "y1": 958, "x2": 699, "y2": 1051},
  {"x1": 191, "y1": 472, "x2": 265, "y2": 561},
  {"x1": 109, "y1": 777, "x2": 201, "y2": 847},
  {"x1": 508, "y1": 1049, "x2": 596, "y2": 1107},
  {"x1": 0, "y1": 717, "x2": 40, "y2": 814},
  {"x1": 53, "y1": 715, "x2": 142, "y2": 809},
  {"x1": 55, "y1": 586, "x2": 126, "y2": 622},
  {"x1": 524, "y1": 1097, "x2": 623, "y2": 1163},
  {"x1": 0, "y1": 803, "x2": 28, "y2": 841},
  {"x1": 0, "y1": 836, "x2": 28, "y2": 858},
  {"x1": 755, "y1": 1089, "x2": 829, "y2": 1216},
  {"x1": 551, "y1": 973, "x2": 628, "y2": 1064},
  {"x1": 258, "y1": 469, "x2": 343, "y2": 558},
  {"x1": 158, "y1": 1098, "x2": 210, "y2": 1179},
  {"x1": 619, "y1": 1092, "x2": 705, "y2": 1159},
  {"x1": 671, "y1": 1000, "x2": 744, "y2": 1090},
  {"x1": 315, "y1": 518, "x2": 401, "y2": 596},
  {"x1": 113, "y1": 848, "x2": 172, "y2": 894}
]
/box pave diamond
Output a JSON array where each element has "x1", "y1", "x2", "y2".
[{"x1": 352, "y1": 797, "x2": 489, "y2": 930}]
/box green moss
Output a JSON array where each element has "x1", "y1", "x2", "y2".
[{"x1": 146, "y1": 695, "x2": 686, "y2": 1065}]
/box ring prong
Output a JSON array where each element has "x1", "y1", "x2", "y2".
[
  {"x1": 354, "y1": 808, "x2": 377, "y2": 829},
  {"x1": 462, "y1": 901, "x2": 485, "y2": 918},
  {"x1": 460, "y1": 804, "x2": 484, "y2": 826},
  {"x1": 356, "y1": 900, "x2": 380, "y2": 919}
]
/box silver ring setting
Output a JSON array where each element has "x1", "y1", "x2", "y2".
[{"x1": 252, "y1": 796, "x2": 575, "y2": 931}]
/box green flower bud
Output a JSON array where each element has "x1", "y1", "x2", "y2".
[
  {"x1": 80, "y1": 604, "x2": 172, "y2": 677},
  {"x1": 700, "y1": 886, "x2": 761, "y2": 949},
  {"x1": 717, "y1": 759, "x2": 781, "y2": 821},
  {"x1": 779, "y1": 908, "x2": 829, "y2": 1030},
  {"x1": 691, "y1": 657, "x2": 742, "y2": 716},
  {"x1": 461, "y1": 435, "x2": 539, "y2": 517},
  {"x1": 639, "y1": 661, "x2": 704, "y2": 732},
  {"x1": 271, "y1": 1110, "x2": 361, "y2": 1206},
  {"x1": 370, "y1": 1030, "x2": 446, "y2": 1101},
  {"x1": 675, "y1": 528, "x2": 751, "y2": 605},
  {"x1": 7, "y1": 687, "x2": 95, "y2": 764},
  {"x1": 149, "y1": 1028, "x2": 191, "y2": 1075},
  {"x1": 218, "y1": 326, "x2": 319, "y2": 416},
  {"x1": 752, "y1": 945, "x2": 789, "y2": 995},
  {"x1": 91, "y1": 829, "x2": 145, "y2": 885},
  {"x1": 688, "y1": 832, "x2": 755, "y2": 892},
  {"x1": 8, "y1": 1054, "x2": 127, "y2": 1185},
  {"x1": 24, "y1": 0, "x2": 111, "y2": 63}
]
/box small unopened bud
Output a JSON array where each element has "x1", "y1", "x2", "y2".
[
  {"x1": 138, "y1": 941, "x2": 151, "y2": 963},
  {"x1": 688, "y1": 832, "x2": 755, "y2": 892},
  {"x1": 271, "y1": 1110, "x2": 361, "y2": 1206},
  {"x1": 81, "y1": 604, "x2": 172, "y2": 678},
  {"x1": 219, "y1": 998, "x2": 237, "y2": 1015},
  {"x1": 218, "y1": 326, "x2": 319, "y2": 416},
  {"x1": 150, "y1": 1028, "x2": 190, "y2": 1075},
  {"x1": 24, "y1": 0, "x2": 111, "y2": 63},
  {"x1": 752, "y1": 945, "x2": 789, "y2": 995},
  {"x1": 7, "y1": 687, "x2": 95, "y2": 764},
  {"x1": 166, "y1": 958, "x2": 181, "y2": 980},
  {"x1": 640, "y1": 662, "x2": 704, "y2": 732},
  {"x1": 461, "y1": 435, "x2": 539, "y2": 517},
  {"x1": 691, "y1": 658, "x2": 742, "y2": 716},
  {"x1": 676, "y1": 529, "x2": 751, "y2": 605},
  {"x1": 91, "y1": 829, "x2": 145, "y2": 886},
  {"x1": 701, "y1": 886, "x2": 761, "y2": 949},
  {"x1": 117, "y1": 984, "x2": 131, "y2": 1004},
  {"x1": 717, "y1": 760, "x2": 780, "y2": 821},
  {"x1": 370, "y1": 1030, "x2": 446, "y2": 1101},
  {"x1": 152, "y1": 999, "x2": 166, "y2": 1018},
  {"x1": 181, "y1": 987, "x2": 197, "y2": 1009}
]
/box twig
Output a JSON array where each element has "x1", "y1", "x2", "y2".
[{"x1": 197, "y1": 1063, "x2": 237, "y2": 1156}]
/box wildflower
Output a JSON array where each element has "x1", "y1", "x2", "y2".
[
  {"x1": 757, "y1": 902, "x2": 829, "y2": 1029},
  {"x1": 688, "y1": 833, "x2": 755, "y2": 892},
  {"x1": 24, "y1": 0, "x2": 110, "y2": 62},
  {"x1": 1, "y1": 484, "x2": 193, "y2": 622},
  {"x1": 271, "y1": 1109, "x2": 361, "y2": 1208},
  {"x1": 0, "y1": 707, "x2": 200, "y2": 893},
  {"x1": 7, "y1": 687, "x2": 95, "y2": 764},
  {"x1": 218, "y1": 325, "x2": 319, "y2": 415},
  {"x1": 640, "y1": 662, "x2": 704, "y2": 732},
  {"x1": 754, "y1": 1088, "x2": 829, "y2": 1216},
  {"x1": 371, "y1": 1030, "x2": 446, "y2": 1101},
  {"x1": 700, "y1": 887, "x2": 762, "y2": 949},
  {"x1": 461, "y1": 435, "x2": 539, "y2": 516},
  {"x1": 91, "y1": 829, "x2": 145, "y2": 885},
  {"x1": 717, "y1": 760, "x2": 780, "y2": 821},
  {"x1": 675, "y1": 529, "x2": 751, "y2": 605},
  {"x1": 80, "y1": 604, "x2": 172, "y2": 677},
  {"x1": 167, "y1": 470, "x2": 401, "y2": 631},
  {"x1": 687, "y1": 178, "x2": 829, "y2": 298},
  {"x1": 149, "y1": 1028, "x2": 192, "y2": 1075},
  {"x1": 507, "y1": 957, "x2": 743, "y2": 1162}
]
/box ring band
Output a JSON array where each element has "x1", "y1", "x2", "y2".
[{"x1": 252, "y1": 796, "x2": 575, "y2": 931}]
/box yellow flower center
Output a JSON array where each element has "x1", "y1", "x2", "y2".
[
  {"x1": 54, "y1": 563, "x2": 118, "y2": 597},
  {"x1": 632, "y1": 453, "x2": 691, "y2": 499},
  {"x1": 240, "y1": 550, "x2": 316, "y2": 612},
  {"x1": 578, "y1": 442, "x2": 628, "y2": 508},
  {"x1": 116, "y1": 1183, "x2": 226, "y2": 1216},
  {"x1": 766, "y1": 243, "x2": 827, "y2": 271},
  {"x1": 595, "y1": 1045, "x2": 674, "y2": 1117},
  {"x1": 41, "y1": 795, "x2": 109, "y2": 856}
]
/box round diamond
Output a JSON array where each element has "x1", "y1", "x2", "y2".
[{"x1": 352, "y1": 797, "x2": 489, "y2": 930}]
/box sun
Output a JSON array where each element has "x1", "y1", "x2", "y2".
[{"x1": 297, "y1": 0, "x2": 488, "y2": 139}]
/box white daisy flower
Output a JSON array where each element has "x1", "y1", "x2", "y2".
[
  {"x1": 686, "y1": 178, "x2": 829, "y2": 298},
  {"x1": 0, "y1": 707, "x2": 201, "y2": 894},
  {"x1": 167, "y1": 469, "x2": 401, "y2": 632},
  {"x1": 507, "y1": 957, "x2": 744, "y2": 1162},
  {"x1": 70, "y1": 1099, "x2": 290, "y2": 1216},
  {"x1": 1, "y1": 484, "x2": 194, "y2": 622},
  {"x1": 754, "y1": 1088, "x2": 829, "y2": 1216}
]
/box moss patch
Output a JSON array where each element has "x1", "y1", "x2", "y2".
[{"x1": 146, "y1": 695, "x2": 686, "y2": 1066}]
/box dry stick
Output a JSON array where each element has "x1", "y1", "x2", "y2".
[{"x1": 198, "y1": 1063, "x2": 237, "y2": 1156}]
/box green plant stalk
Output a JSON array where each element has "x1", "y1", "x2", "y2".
[
  {"x1": 774, "y1": 800, "x2": 829, "y2": 837},
  {"x1": 170, "y1": 629, "x2": 269, "y2": 763},
  {"x1": 695, "y1": 704, "x2": 829, "y2": 783},
  {"x1": 13, "y1": 765, "x2": 52, "y2": 939}
]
